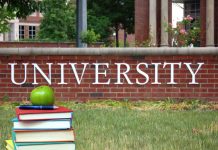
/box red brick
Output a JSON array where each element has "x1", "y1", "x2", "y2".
[
  {"x1": 208, "y1": 89, "x2": 218, "y2": 92},
  {"x1": 110, "y1": 88, "x2": 123, "y2": 92},
  {"x1": 201, "y1": 74, "x2": 215, "y2": 78},
  {"x1": 179, "y1": 88, "x2": 192, "y2": 93},
  {"x1": 83, "y1": 88, "x2": 97, "y2": 92},
  {"x1": 117, "y1": 93, "x2": 131, "y2": 98},
  {"x1": 124, "y1": 88, "x2": 137, "y2": 93},
  {"x1": 76, "y1": 93, "x2": 89, "y2": 98}
]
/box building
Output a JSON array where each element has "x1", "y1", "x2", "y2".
[
  {"x1": 0, "y1": 12, "x2": 42, "y2": 41},
  {"x1": 2, "y1": 0, "x2": 217, "y2": 47},
  {"x1": 135, "y1": 0, "x2": 218, "y2": 47}
]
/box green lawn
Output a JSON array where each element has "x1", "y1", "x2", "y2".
[{"x1": 0, "y1": 101, "x2": 218, "y2": 150}]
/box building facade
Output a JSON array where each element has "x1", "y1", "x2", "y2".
[
  {"x1": 0, "y1": 12, "x2": 42, "y2": 41},
  {"x1": 135, "y1": 0, "x2": 218, "y2": 47},
  {"x1": 1, "y1": 0, "x2": 217, "y2": 47}
]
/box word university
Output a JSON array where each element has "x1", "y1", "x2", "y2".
[{"x1": 9, "y1": 62, "x2": 204, "y2": 85}]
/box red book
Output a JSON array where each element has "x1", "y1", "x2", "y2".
[{"x1": 16, "y1": 106, "x2": 73, "y2": 121}]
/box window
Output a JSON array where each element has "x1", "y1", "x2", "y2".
[
  {"x1": 19, "y1": 25, "x2": 24, "y2": 40},
  {"x1": 29, "y1": 26, "x2": 36, "y2": 39},
  {"x1": 172, "y1": 0, "x2": 200, "y2": 27},
  {"x1": 184, "y1": 0, "x2": 200, "y2": 19}
]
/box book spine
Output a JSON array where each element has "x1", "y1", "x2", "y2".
[
  {"x1": 70, "y1": 112, "x2": 73, "y2": 128},
  {"x1": 13, "y1": 128, "x2": 71, "y2": 130},
  {"x1": 17, "y1": 115, "x2": 20, "y2": 121},
  {"x1": 11, "y1": 131, "x2": 16, "y2": 150}
]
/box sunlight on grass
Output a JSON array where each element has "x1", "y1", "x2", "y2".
[{"x1": 0, "y1": 100, "x2": 217, "y2": 150}]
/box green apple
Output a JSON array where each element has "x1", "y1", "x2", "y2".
[{"x1": 30, "y1": 86, "x2": 55, "y2": 106}]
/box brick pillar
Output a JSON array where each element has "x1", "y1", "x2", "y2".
[
  {"x1": 206, "y1": 0, "x2": 215, "y2": 46},
  {"x1": 200, "y1": 0, "x2": 206, "y2": 47},
  {"x1": 135, "y1": 0, "x2": 149, "y2": 43}
]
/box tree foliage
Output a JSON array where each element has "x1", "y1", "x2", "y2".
[
  {"x1": 87, "y1": 0, "x2": 134, "y2": 46},
  {"x1": 0, "y1": 0, "x2": 38, "y2": 18},
  {"x1": 80, "y1": 29, "x2": 100, "y2": 45},
  {"x1": 0, "y1": 8, "x2": 15, "y2": 33},
  {"x1": 38, "y1": 0, "x2": 76, "y2": 41},
  {"x1": 0, "y1": 0, "x2": 38, "y2": 33},
  {"x1": 88, "y1": 10, "x2": 111, "y2": 42}
]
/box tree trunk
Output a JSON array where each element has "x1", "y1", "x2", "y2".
[
  {"x1": 124, "y1": 30, "x2": 127, "y2": 47},
  {"x1": 115, "y1": 27, "x2": 119, "y2": 47}
]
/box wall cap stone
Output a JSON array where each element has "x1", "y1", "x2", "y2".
[{"x1": 0, "y1": 47, "x2": 218, "y2": 56}]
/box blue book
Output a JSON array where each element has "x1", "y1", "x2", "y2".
[{"x1": 12, "y1": 117, "x2": 73, "y2": 130}]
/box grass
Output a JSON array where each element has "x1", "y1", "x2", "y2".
[{"x1": 0, "y1": 100, "x2": 218, "y2": 150}]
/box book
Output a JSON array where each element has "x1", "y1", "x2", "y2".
[
  {"x1": 12, "y1": 118, "x2": 72, "y2": 130},
  {"x1": 13, "y1": 129, "x2": 75, "y2": 142},
  {"x1": 15, "y1": 106, "x2": 73, "y2": 120},
  {"x1": 6, "y1": 146, "x2": 13, "y2": 150},
  {"x1": 14, "y1": 142, "x2": 75, "y2": 150},
  {"x1": 5, "y1": 140, "x2": 14, "y2": 150}
]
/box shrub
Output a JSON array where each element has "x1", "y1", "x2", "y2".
[
  {"x1": 165, "y1": 15, "x2": 200, "y2": 47},
  {"x1": 80, "y1": 29, "x2": 100, "y2": 45}
]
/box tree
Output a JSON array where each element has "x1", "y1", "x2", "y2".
[
  {"x1": 38, "y1": 0, "x2": 76, "y2": 41},
  {"x1": 0, "y1": 0, "x2": 38, "y2": 18},
  {"x1": 0, "y1": 0, "x2": 38, "y2": 33},
  {"x1": 120, "y1": 0, "x2": 134, "y2": 47},
  {"x1": 0, "y1": 8, "x2": 15, "y2": 33},
  {"x1": 66, "y1": 0, "x2": 77, "y2": 41},
  {"x1": 80, "y1": 29, "x2": 100, "y2": 45},
  {"x1": 88, "y1": 10, "x2": 111, "y2": 43},
  {"x1": 87, "y1": 0, "x2": 134, "y2": 47}
]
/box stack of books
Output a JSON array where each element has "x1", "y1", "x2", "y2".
[{"x1": 6, "y1": 106, "x2": 75, "y2": 150}]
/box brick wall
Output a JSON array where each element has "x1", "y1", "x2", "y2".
[{"x1": 0, "y1": 55, "x2": 217, "y2": 101}]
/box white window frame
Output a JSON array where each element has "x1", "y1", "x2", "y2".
[
  {"x1": 19, "y1": 25, "x2": 25, "y2": 40},
  {"x1": 29, "y1": 26, "x2": 36, "y2": 39}
]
